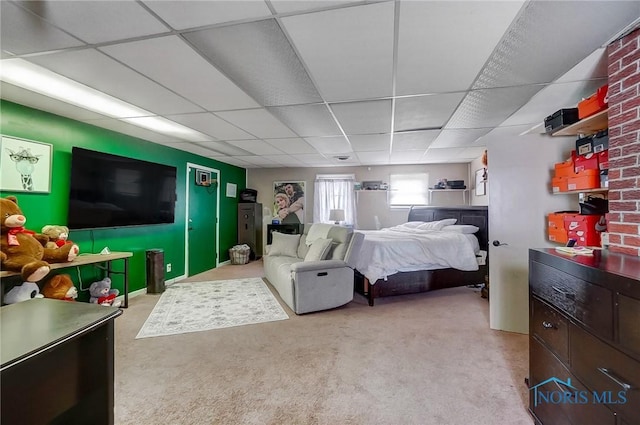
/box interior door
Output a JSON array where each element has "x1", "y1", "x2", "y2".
[
  {"x1": 487, "y1": 132, "x2": 576, "y2": 334},
  {"x1": 187, "y1": 165, "x2": 218, "y2": 277}
]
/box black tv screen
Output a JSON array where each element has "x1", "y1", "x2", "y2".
[{"x1": 68, "y1": 147, "x2": 177, "y2": 229}]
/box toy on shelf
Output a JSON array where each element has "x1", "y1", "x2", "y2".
[
  {"x1": 4, "y1": 282, "x2": 44, "y2": 304},
  {"x1": 89, "y1": 277, "x2": 121, "y2": 307},
  {"x1": 41, "y1": 274, "x2": 78, "y2": 301},
  {"x1": 41, "y1": 225, "x2": 74, "y2": 250},
  {"x1": 0, "y1": 196, "x2": 79, "y2": 282}
]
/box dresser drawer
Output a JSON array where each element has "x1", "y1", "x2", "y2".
[
  {"x1": 530, "y1": 260, "x2": 613, "y2": 339},
  {"x1": 618, "y1": 294, "x2": 640, "y2": 359},
  {"x1": 531, "y1": 296, "x2": 569, "y2": 363},
  {"x1": 530, "y1": 337, "x2": 615, "y2": 425},
  {"x1": 571, "y1": 325, "x2": 640, "y2": 425}
]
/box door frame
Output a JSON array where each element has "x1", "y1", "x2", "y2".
[{"x1": 185, "y1": 162, "x2": 220, "y2": 277}]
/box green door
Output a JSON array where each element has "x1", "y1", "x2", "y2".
[{"x1": 187, "y1": 166, "x2": 218, "y2": 277}]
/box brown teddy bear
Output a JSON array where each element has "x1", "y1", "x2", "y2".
[
  {"x1": 0, "y1": 196, "x2": 79, "y2": 282},
  {"x1": 41, "y1": 225, "x2": 73, "y2": 249},
  {"x1": 41, "y1": 274, "x2": 78, "y2": 301}
]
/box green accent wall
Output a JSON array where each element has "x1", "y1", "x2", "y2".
[{"x1": 0, "y1": 100, "x2": 246, "y2": 299}]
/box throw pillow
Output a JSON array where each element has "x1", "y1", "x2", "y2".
[
  {"x1": 304, "y1": 238, "x2": 333, "y2": 262},
  {"x1": 269, "y1": 232, "x2": 301, "y2": 258},
  {"x1": 416, "y1": 218, "x2": 457, "y2": 231},
  {"x1": 441, "y1": 224, "x2": 480, "y2": 234}
]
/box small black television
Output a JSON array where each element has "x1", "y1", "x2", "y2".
[{"x1": 67, "y1": 147, "x2": 177, "y2": 229}]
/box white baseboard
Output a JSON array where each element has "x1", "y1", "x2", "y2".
[{"x1": 219, "y1": 260, "x2": 231, "y2": 266}]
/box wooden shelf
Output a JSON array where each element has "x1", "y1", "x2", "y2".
[
  {"x1": 552, "y1": 188, "x2": 608, "y2": 195},
  {"x1": 550, "y1": 109, "x2": 608, "y2": 136}
]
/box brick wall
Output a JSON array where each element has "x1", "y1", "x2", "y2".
[{"x1": 607, "y1": 28, "x2": 640, "y2": 256}]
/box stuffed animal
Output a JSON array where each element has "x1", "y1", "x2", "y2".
[
  {"x1": 41, "y1": 274, "x2": 78, "y2": 301},
  {"x1": 0, "y1": 196, "x2": 79, "y2": 282},
  {"x1": 41, "y1": 225, "x2": 73, "y2": 250},
  {"x1": 4, "y1": 282, "x2": 44, "y2": 304},
  {"x1": 89, "y1": 277, "x2": 121, "y2": 307}
]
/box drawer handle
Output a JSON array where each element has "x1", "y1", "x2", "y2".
[
  {"x1": 552, "y1": 286, "x2": 575, "y2": 300},
  {"x1": 542, "y1": 321, "x2": 555, "y2": 329},
  {"x1": 598, "y1": 367, "x2": 633, "y2": 391},
  {"x1": 317, "y1": 272, "x2": 328, "y2": 277}
]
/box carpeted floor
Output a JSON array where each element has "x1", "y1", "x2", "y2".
[
  {"x1": 136, "y1": 278, "x2": 288, "y2": 339},
  {"x1": 115, "y1": 260, "x2": 533, "y2": 425}
]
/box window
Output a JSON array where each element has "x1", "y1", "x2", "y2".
[
  {"x1": 389, "y1": 173, "x2": 429, "y2": 207},
  {"x1": 313, "y1": 174, "x2": 357, "y2": 226}
]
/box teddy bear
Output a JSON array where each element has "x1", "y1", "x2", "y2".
[
  {"x1": 41, "y1": 225, "x2": 73, "y2": 250},
  {"x1": 4, "y1": 281, "x2": 44, "y2": 304},
  {"x1": 41, "y1": 274, "x2": 78, "y2": 301},
  {"x1": 0, "y1": 196, "x2": 79, "y2": 282},
  {"x1": 89, "y1": 277, "x2": 121, "y2": 307}
]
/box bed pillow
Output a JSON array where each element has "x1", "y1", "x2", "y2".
[
  {"x1": 304, "y1": 238, "x2": 333, "y2": 262},
  {"x1": 416, "y1": 218, "x2": 457, "y2": 231},
  {"x1": 401, "y1": 221, "x2": 426, "y2": 229},
  {"x1": 441, "y1": 224, "x2": 480, "y2": 234},
  {"x1": 269, "y1": 232, "x2": 301, "y2": 258}
]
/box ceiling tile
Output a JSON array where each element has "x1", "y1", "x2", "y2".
[
  {"x1": 392, "y1": 130, "x2": 439, "y2": 152},
  {"x1": 263, "y1": 137, "x2": 318, "y2": 154},
  {"x1": 331, "y1": 100, "x2": 391, "y2": 135},
  {"x1": 396, "y1": 1, "x2": 525, "y2": 95},
  {"x1": 77, "y1": 118, "x2": 180, "y2": 144},
  {"x1": 172, "y1": 143, "x2": 226, "y2": 158},
  {"x1": 226, "y1": 139, "x2": 285, "y2": 155},
  {"x1": 27, "y1": 49, "x2": 203, "y2": 116},
  {"x1": 216, "y1": 109, "x2": 297, "y2": 138},
  {"x1": 356, "y1": 151, "x2": 390, "y2": 164},
  {"x1": 142, "y1": 1, "x2": 272, "y2": 30},
  {"x1": 184, "y1": 19, "x2": 322, "y2": 106},
  {"x1": 0, "y1": 2, "x2": 84, "y2": 55},
  {"x1": 216, "y1": 156, "x2": 252, "y2": 168},
  {"x1": 390, "y1": 150, "x2": 428, "y2": 164},
  {"x1": 348, "y1": 134, "x2": 391, "y2": 152},
  {"x1": 165, "y1": 113, "x2": 254, "y2": 140},
  {"x1": 304, "y1": 136, "x2": 352, "y2": 154},
  {"x1": 291, "y1": 153, "x2": 332, "y2": 165},
  {"x1": 267, "y1": 104, "x2": 341, "y2": 137},
  {"x1": 100, "y1": 36, "x2": 259, "y2": 111},
  {"x1": 281, "y1": 2, "x2": 394, "y2": 101},
  {"x1": 236, "y1": 155, "x2": 279, "y2": 166},
  {"x1": 194, "y1": 141, "x2": 252, "y2": 156},
  {"x1": 271, "y1": 1, "x2": 353, "y2": 14},
  {"x1": 260, "y1": 155, "x2": 304, "y2": 167},
  {"x1": 394, "y1": 93, "x2": 465, "y2": 132},
  {"x1": 430, "y1": 129, "x2": 491, "y2": 148},
  {"x1": 423, "y1": 148, "x2": 465, "y2": 162},
  {"x1": 17, "y1": 0, "x2": 169, "y2": 44},
  {"x1": 459, "y1": 146, "x2": 488, "y2": 160}
]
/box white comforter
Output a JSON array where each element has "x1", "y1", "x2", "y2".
[{"x1": 354, "y1": 226, "x2": 480, "y2": 283}]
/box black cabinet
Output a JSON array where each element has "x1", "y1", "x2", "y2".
[
  {"x1": 267, "y1": 223, "x2": 304, "y2": 244},
  {"x1": 238, "y1": 203, "x2": 263, "y2": 259}
]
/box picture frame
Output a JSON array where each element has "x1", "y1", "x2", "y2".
[
  {"x1": 273, "y1": 181, "x2": 306, "y2": 224},
  {"x1": 0, "y1": 135, "x2": 53, "y2": 193},
  {"x1": 475, "y1": 168, "x2": 487, "y2": 196}
]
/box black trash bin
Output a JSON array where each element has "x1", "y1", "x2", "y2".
[{"x1": 146, "y1": 249, "x2": 165, "y2": 294}]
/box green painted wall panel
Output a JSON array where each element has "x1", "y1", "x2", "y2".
[{"x1": 1, "y1": 100, "x2": 246, "y2": 296}]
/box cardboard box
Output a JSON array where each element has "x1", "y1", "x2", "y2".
[
  {"x1": 567, "y1": 169, "x2": 599, "y2": 191},
  {"x1": 545, "y1": 108, "x2": 580, "y2": 134},
  {"x1": 597, "y1": 150, "x2": 609, "y2": 170},
  {"x1": 575, "y1": 135, "x2": 593, "y2": 156},
  {"x1": 574, "y1": 153, "x2": 599, "y2": 173},
  {"x1": 563, "y1": 214, "x2": 606, "y2": 247},
  {"x1": 578, "y1": 84, "x2": 608, "y2": 119},
  {"x1": 548, "y1": 228, "x2": 569, "y2": 244},
  {"x1": 554, "y1": 158, "x2": 577, "y2": 178},
  {"x1": 592, "y1": 129, "x2": 609, "y2": 152},
  {"x1": 600, "y1": 169, "x2": 609, "y2": 188},
  {"x1": 548, "y1": 212, "x2": 577, "y2": 230},
  {"x1": 552, "y1": 176, "x2": 569, "y2": 193}
]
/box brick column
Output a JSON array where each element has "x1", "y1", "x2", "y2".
[{"x1": 606, "y1": 28, "x2": 640, "y2": 256}]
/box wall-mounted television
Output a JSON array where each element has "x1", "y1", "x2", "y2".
[{"x1": 67, "y1": 147, "x2": 177, "y2": 229}]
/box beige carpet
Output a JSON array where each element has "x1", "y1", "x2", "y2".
[{"x1": 115, "y1": 260, "x2": 532, "y2": 425}]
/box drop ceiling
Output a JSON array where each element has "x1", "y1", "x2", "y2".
[{"x1": 1, "y1": 1, "x2": 639, "y2": 169}]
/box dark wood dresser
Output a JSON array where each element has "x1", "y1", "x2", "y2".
[{"x1": 528, "y1": 248, "x2": 640, "y2": 425}]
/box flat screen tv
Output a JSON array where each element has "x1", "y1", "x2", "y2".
[{"x1": 67, "y1": 147, "x2": 177, "y2": 229}]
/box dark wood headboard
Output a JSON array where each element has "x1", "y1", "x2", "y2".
[{"x1": 407, "y1": 206, "x2": 489, "y2": 250}]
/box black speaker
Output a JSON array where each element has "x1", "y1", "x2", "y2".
[{"x1": 146, "y1": 249, "x2": 165, "y2": 294}]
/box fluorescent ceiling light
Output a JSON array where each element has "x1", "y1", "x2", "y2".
[{"x1": 0, "y1": 58, "x2": 210, "y2": 141}]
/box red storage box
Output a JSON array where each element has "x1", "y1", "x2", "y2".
[
  {"x1": 554, "y1": 158, "x2": 576, "y2": 178},
  {"x1": 548, "y1": 228, "x2": 569, "y2": 244},
  {"x1": 578, "y1": 84, "x2": 608, "y2": 119},
  {"x1": 563, "y1": 214, "x2": 606, "y2": 247},
  {"x1": 597, "y1": 150, "x2": 609, "y2": 170},
  {"x1": 574, "y1": 153, "x2": 599, "y2": 173},
  {"x1": 552, "y1": 176, "x2": 569, "y2": 193},
  {"x1": 567, "y1": 169, "x2": 599, "y2": 191},
  {"x1": 548, "y1": 212, "x2": 576, "y2": 230}
]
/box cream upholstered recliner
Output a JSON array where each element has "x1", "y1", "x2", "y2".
[{"x1": 263, "y1": 223, "x2": 363, "y2": 314}]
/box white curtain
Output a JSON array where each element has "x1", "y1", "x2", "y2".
[{"x1": 313, "y1": 174, "x2": 357, "y2": 227}]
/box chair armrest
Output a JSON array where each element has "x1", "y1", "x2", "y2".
[{"x1": 290, "y1": 259, "x2": 347, "y2": 273}]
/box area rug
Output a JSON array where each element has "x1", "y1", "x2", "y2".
[{"x1": 136, "y1": 278, "x2": 288, "y2": 339}]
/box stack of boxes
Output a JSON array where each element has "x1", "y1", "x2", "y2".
[{"x1": 547, "y1": 84, "x2": 609, "y2": 247}]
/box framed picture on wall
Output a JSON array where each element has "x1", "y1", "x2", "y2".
[
  {"x1": 475, "y1": 168, "x2": 487, "y2": 196},
  {"x1": 0, "y1": 135, "x2": 53, "y2": 193},
  {"x1": 273, "y1": 181, "x2": 305, "y2": 224}
]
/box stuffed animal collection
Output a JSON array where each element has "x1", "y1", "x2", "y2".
[
  {"x1": 41, "y1": 274, "x2": 78, "y2": 301},
  {"x1": 41, "y1": 225, "x2": 73, "y2": 249},
  {"x1": 0, "y1": 196, "x2": 79, "y2": 282},
  {"x1": 4, "y1": 282, "x2": 44, "y2": 304},
  {"x1": 89, "y1": 277, "x2": 121, "y2": 307}
]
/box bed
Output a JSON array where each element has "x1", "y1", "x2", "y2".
[{"x1": 354, "y1": 205, "x2": 489, "y2": 306}]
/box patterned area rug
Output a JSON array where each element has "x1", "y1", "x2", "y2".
[{"x1": 136, "y1": 278, "x2": 289, "y2": 339}]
